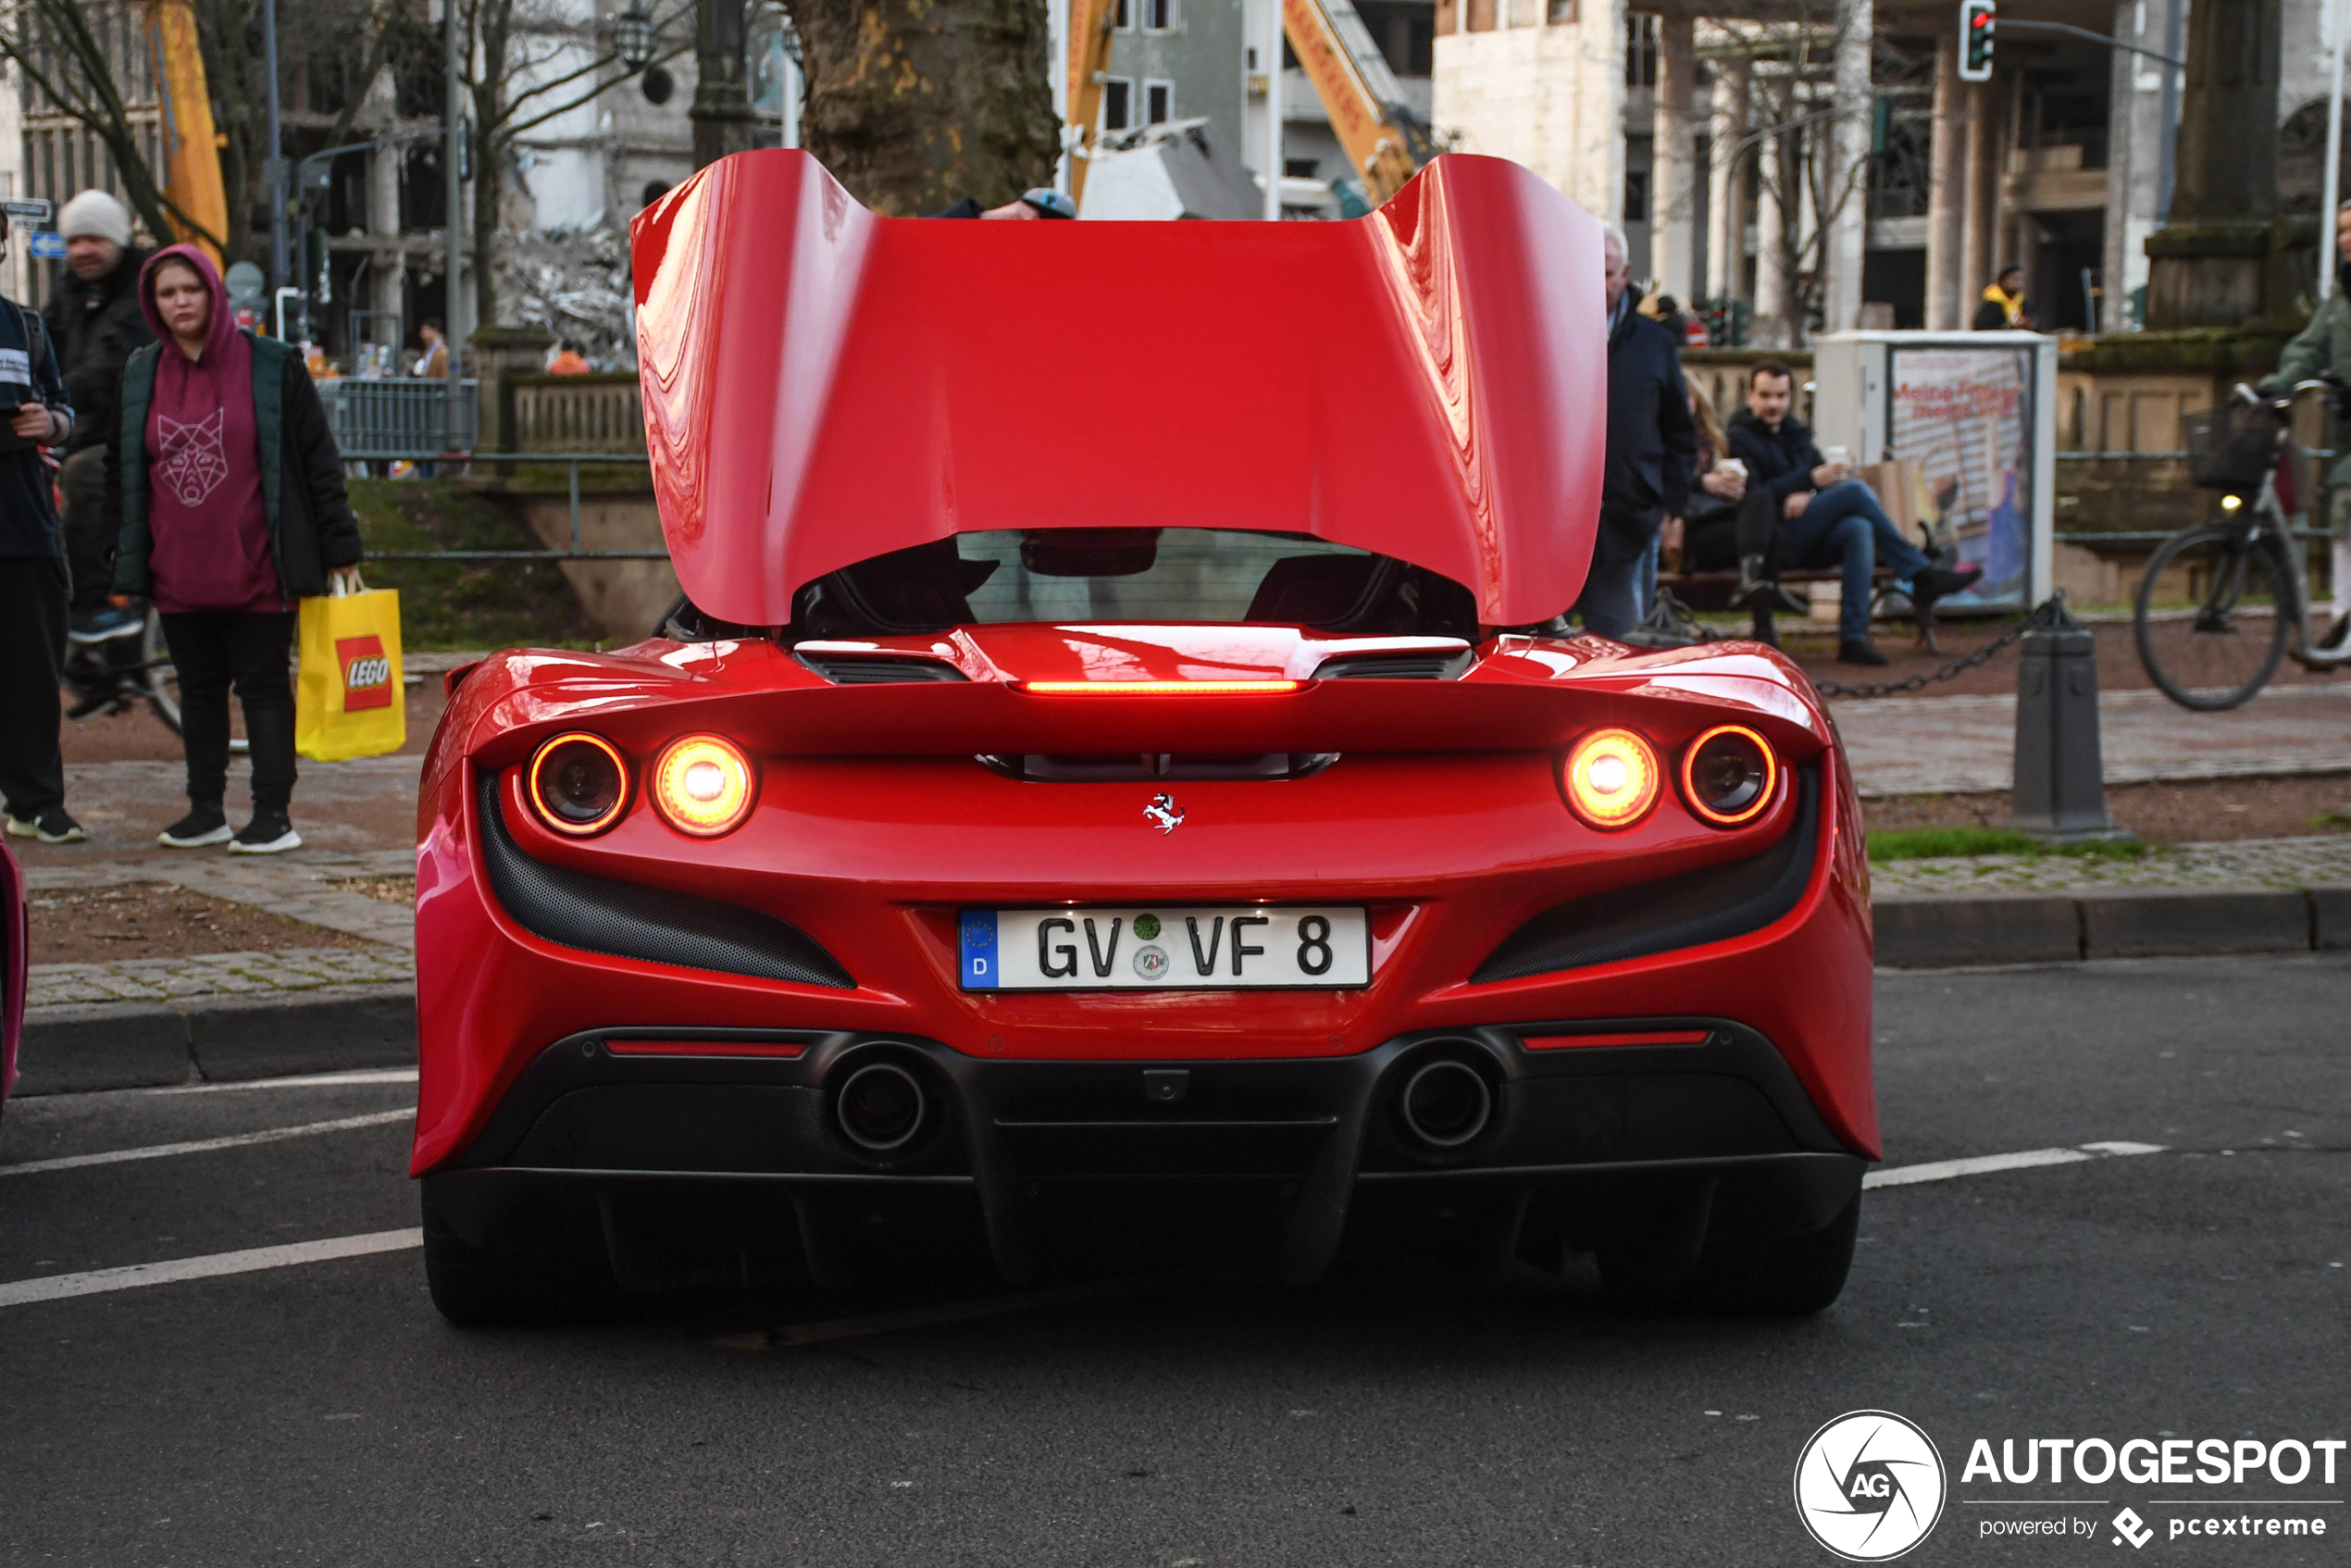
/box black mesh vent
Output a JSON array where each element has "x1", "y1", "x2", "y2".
[
  {"x1": 796, "y1": 653, "x2": 966, "y2": 685},
  {"x1": 1312, "y1": 652, "x2": 1470, "y2": 680},
  {"x1": 1472, "y1": 764, "x2": 1820, "y2": 984},
  {"x1": 477, "y1": 774, "x2": 853, "y2": 989}
]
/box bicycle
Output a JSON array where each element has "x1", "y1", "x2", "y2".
[
  {"x1": 2133, "y1": 380, "x2": 2351, "y2": 710},
  {"x1": 63, "y1": 602, "x2": 184, "y2": 735}
]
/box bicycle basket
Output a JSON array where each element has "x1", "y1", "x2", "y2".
[{"x1": 2182, "y1": 405, "x2": 2279, "y2": 494}]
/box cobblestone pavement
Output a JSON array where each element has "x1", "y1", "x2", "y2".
[
  {"x1": 23, "y1": 849, "x2": 417, "y2": 1012},
  {"x1": 1835, "y1": 681, "x2": 2351, "y2": 796},
  {"x1": 28, "y1": 948, "x2": 416, "y2": 1009},
  {"x1": 20, "y1": 850, "x2": 417, "y2": 949},
  {"x1": 1872, "y1": 834, "x2": 2351, "y2": 895}
]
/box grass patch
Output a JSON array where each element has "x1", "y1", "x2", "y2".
[
  {"x1": 1868, "y1": 826, "x2": 2153, "y2": 863},
  {"x1": 350, "y1": 479, "x2": 601, "y2": 653}
]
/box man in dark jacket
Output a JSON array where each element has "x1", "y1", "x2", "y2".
[
  {"x1": 1725, "y1": 361, "x2": 1979, "y2": 664},
  {"x1": 1575, "y1": 221, "x2": 1696, "y2": 638},
  {"x1": 0, "y1": 238, "x2": 84, "y2": 843},
  {"x1": 43, "y1": 191, "x2": 153, "y2": 618}
]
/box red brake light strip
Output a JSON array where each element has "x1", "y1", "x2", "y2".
[
  {"x1": 1016, "y1": 679, "x2": 1302, "y2": 695},
  {"x1": 1521, "y1": 1030, "x2": 1712, "y2": 1051},
  {"x1": 604, "y1": 1039, "x2": 809, "y2": 1058}
]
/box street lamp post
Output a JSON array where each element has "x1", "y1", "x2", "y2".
[
  {"x1": 447, "y1": 0, "x2": 466, "y2": 448},
  {"x1": 264, "y1": 0, "x2": 288, "y2": 292},
  {"x1": 2324, "y1": 0, "x2": 2345, "y2": 300}
]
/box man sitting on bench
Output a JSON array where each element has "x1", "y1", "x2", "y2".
[{"x1": 1725, "y1": 360, "x2": 1982, "y2": 666}]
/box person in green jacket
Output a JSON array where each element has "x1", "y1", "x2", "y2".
[
  {"x1": 2259, "y1": 201, "x2": 2351, "y2": 651},
  {"x1": 105, "y1": 245, "x2": 362, "y2": 854}
]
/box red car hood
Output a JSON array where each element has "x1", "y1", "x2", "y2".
[{"x1": 630, "y1": 151, "x2": 1606, "y2": 629}]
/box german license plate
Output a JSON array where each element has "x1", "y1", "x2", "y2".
[{"x1": 960, "y1": 907, "x2": 1370, "y2": 990}]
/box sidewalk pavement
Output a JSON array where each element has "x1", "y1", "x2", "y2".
[{"x1": 1833, "y1": 681, "x2": 2351, "y2": 797}]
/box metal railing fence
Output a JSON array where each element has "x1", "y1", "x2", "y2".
[{"x1": 325, "y1": 379, "x2": 479, "y2": 458}]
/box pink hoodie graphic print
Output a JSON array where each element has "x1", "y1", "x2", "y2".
[
  {"x1": 155, "y1": 408, "x2": 230, "y2": 506},
  {"x1": 139, "y1": 244, "x2": 280, "y2": 614}
]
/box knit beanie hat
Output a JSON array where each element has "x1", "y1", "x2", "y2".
[{"x1": 58, "y1": 189, "x2": 133, "y2": 247}]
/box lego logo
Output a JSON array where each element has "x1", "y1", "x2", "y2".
[{"x1": 334, "y1": 634, "x2": 395, "y2": 712}]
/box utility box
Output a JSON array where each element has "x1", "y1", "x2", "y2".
[{"x1": 1810, "y1": 331, "x2": 2059, "y2": 612}]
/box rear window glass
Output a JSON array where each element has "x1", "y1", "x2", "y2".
[
  {"x1": 809, "y1": 528, "x2": 1480, "y2": 639},
  {"x1": 956, "y1": 529, "x2": 1364, "y2": 622}
]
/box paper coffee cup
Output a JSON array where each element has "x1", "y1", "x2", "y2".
[
  {"x1": 1822, "y1": 445, "x2": 1852, "y2": 467},
  {"x1": 1715, "y1": 458, "x2": 1747, "y2": 480}
]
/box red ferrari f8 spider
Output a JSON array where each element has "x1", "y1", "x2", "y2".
[{"x1": 413, "y1": 150, "x2": 1875, "y2": 1323}]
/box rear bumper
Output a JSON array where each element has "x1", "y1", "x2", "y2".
[{"x1": 424, "y1": 1020, "x2": 1866, "y2": 1286}]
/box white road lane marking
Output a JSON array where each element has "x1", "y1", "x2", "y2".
[
  {"x1": 0, "y1": 1229, "x2": 422, "y2": 1308},
  {"x1": 1866, "y1": 1141, "x2": 2165, "y2": 1188},
  {"x1": 146, "y1": 1069, "x2": 418, "y2": 1095},
  {"x1": 0, "y1": 1110, "x2": 412, "y2": 1178}
]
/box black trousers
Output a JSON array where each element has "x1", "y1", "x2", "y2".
[
  {"x1": 1687, "y1": 489, "x2": 1784, "y2": 573},
  {"x1": 160, "y1": 610, "x2": 297, "y2": 815},
  {"x1": 0, "y1": 553, "x2": 68, "y2": 820}
]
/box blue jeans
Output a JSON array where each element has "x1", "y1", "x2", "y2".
[
  {"x1": 1776, "y1": 481, "x2": 1932, "y2": 643},
  {"x1": 1574, "y1": 512, "x2": 1660, "y2": 638}
]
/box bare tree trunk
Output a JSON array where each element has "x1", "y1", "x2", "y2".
[{"x1": 788, "y1": 0, "x2": 1059, "y2": 216}]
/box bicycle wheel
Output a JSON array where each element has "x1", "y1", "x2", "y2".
[
  {"x1": 140, "y1": 608, "x2": 183, "y2": 735},
  {"x1": 2133, "y1": 525, "x2": 2292, "y2": 710},
  {"x1": 140, "y1": 610, "x2": 250, "y2": 753}
]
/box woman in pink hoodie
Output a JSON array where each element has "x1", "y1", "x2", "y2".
[{"x1": 104, "y1": 245, "x2": 363, "y2": 852}]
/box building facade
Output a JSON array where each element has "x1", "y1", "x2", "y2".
[{"x1": 1433, "y1": 0, "x2": 2345, "y2": 342}]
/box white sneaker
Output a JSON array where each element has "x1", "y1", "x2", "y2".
[
  {"x1": 228, "y1": 813, "x2": 303, "y2": 854},
  {"x1": 158, "y1": 808, "x2": 233, "y2": 848}
]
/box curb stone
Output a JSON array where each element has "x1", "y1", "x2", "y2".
[
  {"x1": 1875, "y1": 885, "x2": 2351, "y2": 968},
  {"x1": 14, "y1": 984, "x2": 416, "y2": 1096}
]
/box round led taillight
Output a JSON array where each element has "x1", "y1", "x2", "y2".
[
  {"x1": 1561, "y1": 728, "x2": 1662, "y2": 830},
  {"x1": 651, "y1": 734, "x2": 755, "y2": 837},
  {"x1": 527, "y1": 732, "x2": 628, "y2": 835},
  {"x1": 1681, "y1": 724, "x2": 1777, "y2": 827}
]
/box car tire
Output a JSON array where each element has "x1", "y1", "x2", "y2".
[
  {"x1": 420, "y1": 1189, "x2": 616, "y2": 1326},
  {"x1": 1599, "y1": 1194, "x2": 1860, "y2": 1317}
]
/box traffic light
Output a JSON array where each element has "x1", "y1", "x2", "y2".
[{"x1": 1959, "y1": 0, "x2": 1996, "y2": 81}]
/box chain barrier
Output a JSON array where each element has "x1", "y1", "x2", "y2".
[{"x1": 1810, "y1": 594, "x2": 2070, "y2": 699}]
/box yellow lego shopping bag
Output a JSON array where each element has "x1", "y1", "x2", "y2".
[{"x1": 295, "y1": 576, "x2": 406, "y2": 761}]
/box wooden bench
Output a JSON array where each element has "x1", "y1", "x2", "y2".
[{"x1": 1656, "y1": 566, "x2": 1943, "y2": 650}]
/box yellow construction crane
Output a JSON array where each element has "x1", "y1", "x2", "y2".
[
  {"x1": 1065, "y1": 0, "x2": 1437, "y2": 211},
  {"x1": 147, "y1": 0, "x2": 229, "y2": 264},
  {"x1": 1278, "y1": 0, "x2": 1437, "y2": 204}
]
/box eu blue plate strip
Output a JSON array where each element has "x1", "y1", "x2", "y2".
[{"x1": 960, "y1": 910, "x2": 999, "y2": 989}]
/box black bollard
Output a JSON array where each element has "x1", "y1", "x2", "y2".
[{"x1": 2005, "y1": 595, "x2": 2132, "y2": 843}]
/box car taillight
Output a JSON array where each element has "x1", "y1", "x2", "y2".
[
  {"x1": 1016, "y1": 679, "x2": 1301, "y2": 695},
  {"x1": 527, "y1": 732, "x2": 628, "y2": 836},
  {"x1": 1680, "y1": 724, "x2": 1777, "y2": 827},
  {"x1": 651, "y1": 735, "x2": 755, "y2": 837},
  {"x1": 1561, "y1": 728, "x2": 1661, "y2": 830}
]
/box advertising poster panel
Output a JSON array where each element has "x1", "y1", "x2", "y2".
[{"x1": 1885, "y1": 344, "x2": 2034, "y2": 608}]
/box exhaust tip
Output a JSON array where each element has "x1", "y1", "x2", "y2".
[
  {"x1": 835, "y1": 1061, "x2": 928, "y2": 1153},
  {"x1": 1398, "y1": 1057, "x2": 1492, "y2": 1150}
]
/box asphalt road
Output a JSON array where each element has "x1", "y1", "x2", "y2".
[{"x1": 1, "y1": 952, "x2": 2345, "y2": 1567}]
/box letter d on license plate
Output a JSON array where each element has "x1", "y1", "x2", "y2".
[{"x1": 960, "y1": 907, "x2": 1369, "y2": 989}]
